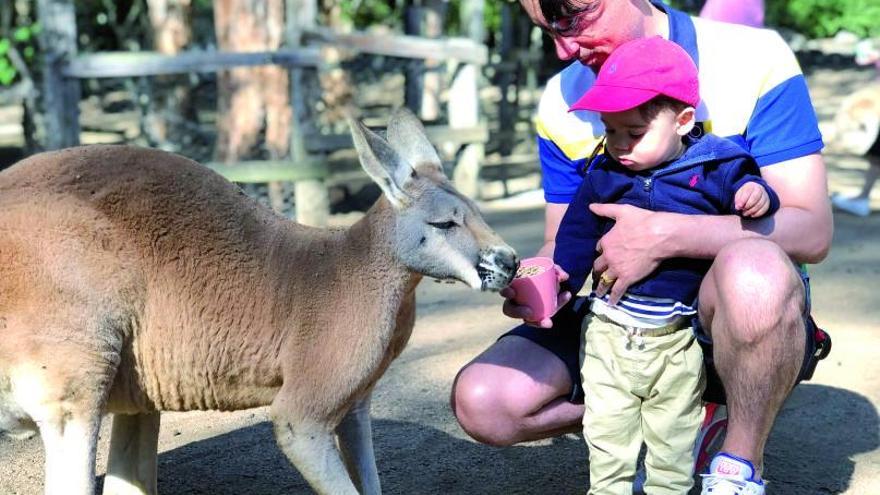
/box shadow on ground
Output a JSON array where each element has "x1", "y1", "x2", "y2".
[
  {"x1": 132, "y1": 420, "x2": 588, "y2": 495},
  {"x1": 122, "y1": 383, "x2": 875, "y2": 494},
  {"x1": 765, "y1": 384, "x2": 879, "y2": 493}
]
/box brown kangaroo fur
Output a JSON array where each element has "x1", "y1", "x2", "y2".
[{"x1": 0, "y1": 108, "x2": 518, "y2": 495}]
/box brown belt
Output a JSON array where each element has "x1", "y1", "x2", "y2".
[{"x1": 594, "y1": 312, "x2": 691, "y2": 338}]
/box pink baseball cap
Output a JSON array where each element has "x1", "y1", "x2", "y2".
[{"x1": 569, "y1": 36, "x2": 700, "y2": 113}]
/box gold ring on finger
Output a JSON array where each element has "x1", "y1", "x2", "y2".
[{"x1": 599, "y1": 273, "x2": 616, "y2": 285}]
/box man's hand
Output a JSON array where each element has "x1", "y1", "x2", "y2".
[
  {"x1": 734, "y1": 182, "x2": 771, "y2": 218},
  {"x1": 589, "y1": 203, "x2": 666, "y2": 305},
  {"x1": 501, "y1": 265, "x2": 572, "y2": 328}
]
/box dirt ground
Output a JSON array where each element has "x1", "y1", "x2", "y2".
[{"x1": 2, "y1": 64, "x2": 880, "y2": 494}]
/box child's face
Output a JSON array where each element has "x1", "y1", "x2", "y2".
[{"x1": 600, "y1": 106, "x2": 694, "y2": 171}]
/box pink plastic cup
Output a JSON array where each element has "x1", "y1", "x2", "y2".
[{"x1": 509, "y1": 256, "x2": 560, "y2": 322}]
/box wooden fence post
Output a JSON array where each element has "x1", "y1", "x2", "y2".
[
  {"x1": 37, "y1": 0, "x2": 80, "y2": 149},
  {"x1": 286, "y1": 0, "x2": 329, "y2": 227},
  {"x1": 421, "y1": 0, "x2": 445, "y2": 121},
  {"x1": 450, "y1": 0, "x2": 484, "y2": 199},
  {"x1": 497, "y1": 2, "x2": 516, "y2": 156},
  {"x1": 404, "y1": 5, "x2": 423, "y2": 114}
]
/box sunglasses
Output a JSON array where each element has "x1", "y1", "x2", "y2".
[{"x1": 545, "y1": 1, "x2": 601, "y2": 37}]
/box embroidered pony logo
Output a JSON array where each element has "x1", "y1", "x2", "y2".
[{"x1": 689, "y1": 174, "x2": 699, "y2": 188}]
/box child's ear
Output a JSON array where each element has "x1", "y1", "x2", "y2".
[{"x1": 675, "y1": 107, "x2": 696, "y2": 136}]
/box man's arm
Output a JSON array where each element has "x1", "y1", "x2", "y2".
[
  {"x1": 535, "y1": 202, "x2": 568, "y2": 258},
  {"x1": 657, "y1": 153, "x2": 832, "y2": 262},
  {"x1": 587, "y1": 153, "x2": 832, "y2": 300}
]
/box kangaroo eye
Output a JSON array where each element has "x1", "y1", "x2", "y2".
[{"x1": 428, "y1": 220, "x2": 458, "y2": 230}]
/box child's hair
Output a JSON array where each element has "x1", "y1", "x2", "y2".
[{"x1": 637, "y1": 95, "x2": 692, "y2": 122}]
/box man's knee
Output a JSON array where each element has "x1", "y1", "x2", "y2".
[
  {"x1": 451, "y1": 363, "x2": 524, "y2": 447},
  {"x1": 706, "y1": 239, "x2": 804, "y2": 345}
]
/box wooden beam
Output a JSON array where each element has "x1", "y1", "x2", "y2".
[
  {"x1": 205, "y1": 160, "x2": 327, "y2": 183},
  {"x1": 64, "y1": 48, "x2": 323, "y2": 79},
  {"x1": 63, "y1": 31, "x2": 484, "y2": 81},
  {"x1": 286, "y1": 0, "x2": 329, "y2": 227},
  {"x1": 305, "y1": 125, "x2": 489, "y2": 153},
  {"x1": 304, "y1": 27, "x2": 488, "y2": 65},
  {"x1": 0, "y1": 81, "x2": 33, "y2": 106}
]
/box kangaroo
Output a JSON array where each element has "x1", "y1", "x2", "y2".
[{"x1": 0, "y1": 107, "x2": 518, "y2": 495}]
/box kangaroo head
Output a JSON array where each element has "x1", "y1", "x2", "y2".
[{"x1": 348, "y1": 108, "x2": 518, "y2": 291}]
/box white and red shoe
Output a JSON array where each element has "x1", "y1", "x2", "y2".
[{"x1": 701, "y1": 453, "x2": 766, "y2": 495}]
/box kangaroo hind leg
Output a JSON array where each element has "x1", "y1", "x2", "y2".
[
  {"x1": 336, "y1": 394, "x2": 381, "y2": 495},
  {"x1": 103, "y1": 412, "x2": 161, "y2": 495}
]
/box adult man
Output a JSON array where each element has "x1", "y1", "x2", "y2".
[{"x1": 451, "y1": 1, "x2": 833, "y2": 493}]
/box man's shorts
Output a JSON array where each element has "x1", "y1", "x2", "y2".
[{"x1": 501, "y1": 270, "x2": 831, "y2": 405}]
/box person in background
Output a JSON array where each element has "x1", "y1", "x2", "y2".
[
  {"x1": 699, "y1": 0, "x2": 764, "y2": 28},
  {"x1": 451, "y1": 2, "x2": 833, "y2": 494},
  {"x1": 831, "y1": 136, "x2": 880, "y2": 217},
  {"x1": 831, "y1": 39, "x2": 880, "y2": 217}
]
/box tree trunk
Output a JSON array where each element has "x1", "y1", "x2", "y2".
[
  {"x1": 213, "y1": 0, "x2": 290, "y2": 163},
  {"x1": 144, "y1": 0, "x2": 195, "y2": 152}
]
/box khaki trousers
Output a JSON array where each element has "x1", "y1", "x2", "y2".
[{"x1": 580, "y1": 314, "x2": 705, "y2": 495}]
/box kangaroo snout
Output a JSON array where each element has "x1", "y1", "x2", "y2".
[{"x1": 478, "y1": 245, "x2": 518, "y2": 291}]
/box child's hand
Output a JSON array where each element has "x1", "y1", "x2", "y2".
[{"x1": 734, "y1": 182, "x2": 770, "y2": 218}]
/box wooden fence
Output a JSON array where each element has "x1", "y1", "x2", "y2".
[{"x1": 37, "y1": 0, "x2": 488, "y2": 226}]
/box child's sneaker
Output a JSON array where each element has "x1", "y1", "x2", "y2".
[{"x1": 700, "y1": 453, "x2": 765, "y2": 495}]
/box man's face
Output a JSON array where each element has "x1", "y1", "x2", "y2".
[{"x1": 520, "y1": 0, "x2": 647, "y2": 71}]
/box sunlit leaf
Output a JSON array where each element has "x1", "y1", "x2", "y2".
[
  {"x1": 13, "y1": 26, "x2": 32, "y2": 42},
  {"x1": 0, "y1": 66, "x2": 17, "y2": 86}
]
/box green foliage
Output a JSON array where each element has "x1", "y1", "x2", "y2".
[
  {"x1": 330, "y1": 0, "x2": 512, "y2": 39},
  {"x1": 664, "y1": 0, "x2": 703, "y2": 15},
  {"x1": 446, "y1": 0, "x2": 511, "y2": 37},
  {"x1": 0, "y1": 22, "x2": 40, "y2": 87},
  {"x1": 335, "y1": 0, "x2": 402, "y2": 29},
  {"x1": 766, "y1": 0, "x2": 880, "y2": 38}
]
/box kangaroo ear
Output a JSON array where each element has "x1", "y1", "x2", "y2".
[
  {"x1": 348, "y1": 116, "x2": 414, "y2": 208},
  {"x1": 386, "y1": 107, "x2": 445, "y2": 176}
]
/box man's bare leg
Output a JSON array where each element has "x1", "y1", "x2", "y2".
[
  {"x1": 697, "y1": 239, "x2": 806, "y2": 470},
  {"x1": 451, "y1": 336, "x2": 583, "y2": 446}
]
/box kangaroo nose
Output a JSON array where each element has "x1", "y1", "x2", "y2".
[
  {"x1": 495, "y1": 245, "x2": 519, "y2": 284},
  {"x1": 478, "y1": 245, "x2": 519, "y2": 291},
  {"x1": 500, "y1": 246, "x2": 519, "y2": 273}
]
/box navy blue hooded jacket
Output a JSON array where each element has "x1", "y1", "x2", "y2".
[{"x1": 554, "y1": 133, "x2": 780, "y2": 304}]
